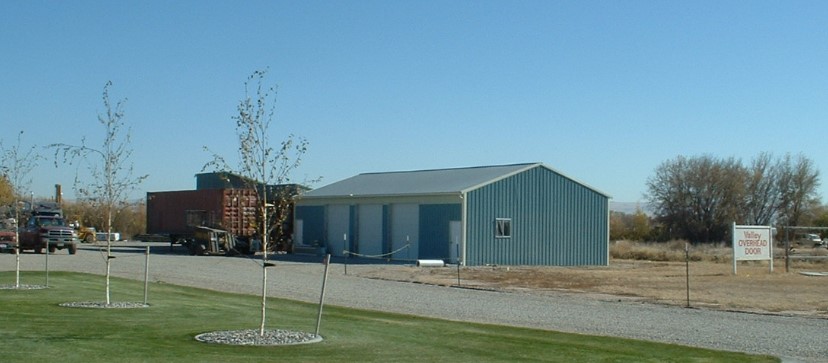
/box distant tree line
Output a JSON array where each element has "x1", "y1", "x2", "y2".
[
  {"x1": 62, "y1": 199, "x2": 146, "y2": 239},
  {"x1": 0, "y1": 177, "x2": 145, "y2": 240},
  {"x1": 637, "y1": 153, "x2": 821, "y2": 243},
  {"x1": 610, "y1": 208, "x2": 653, "y2": 241},
  {"x1": 0, "y1": 176, "x2": 13, "y2": 207}
]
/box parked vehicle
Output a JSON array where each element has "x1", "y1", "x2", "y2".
[
  {"x1": 31, "y1": 202, "x2": 62, "y2": 218},
  {"x1": 95, "y1": 231, "x2": 121, "y2": 242},
  {"x1": 69, "y1": 221, "x2": 97, "y2": 243},
  {"x1": 187, "y1": 226, "x2": 254, "y2": 256},
  {"x1": 18, "y1": 215, "x2": 78, "y2": 254},
  {"x1": 794, "y1": 233, "x2": 823, "y2": 248},
  {"x1": 0, "y1": 218, "x2": 16, "y2": 253},
  {"x1": 146, "y1": 188, "x2": 259, "y2": 254}
]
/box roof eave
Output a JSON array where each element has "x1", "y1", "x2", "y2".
[
  {"x1": 298, "y1": 191, "x2": 463, "y2": 200},
  {"x1": 459, "y1": 162, "x2": 542, "y2": 193},
  {"x1": 459, "y1": 162, "x2": 612, "y2": 199}
]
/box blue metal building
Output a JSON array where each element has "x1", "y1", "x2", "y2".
[{"x1": 293, "y1": 163, "x2": 610, "y2": 266}]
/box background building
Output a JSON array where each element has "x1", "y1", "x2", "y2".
[
  {"x1": 294, "y1": 163, "x2": 610, "y2": 266},
  {"x1": 146, "y1": 172, "x2": 305, "y2": 252}
]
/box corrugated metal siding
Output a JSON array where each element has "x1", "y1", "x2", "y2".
[
  {"x1": 295, "y1": 206, "x2": 324, "y2": 247},
  {"x1": 418, "y1": 204, "x2": 461, "y2": 259},
  {"x1": 382, "y1": 205, "x2": 391, "y2": 254},
  {"x1": 196, "y1": 173, "x2": 250, "y2": 190},
  {"x1": 465, "y1": 166, "x2": 608, "y2": 266},
  {"x1": 349, "y1": 205, "x2": 358, "y2": 253}
]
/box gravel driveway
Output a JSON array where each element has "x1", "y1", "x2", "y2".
[{"x1": 4, "y1": 243, "x2": 826, "y2": 362}]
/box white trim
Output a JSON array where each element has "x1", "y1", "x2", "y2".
[{"x1": 460, "y1": 191, "x2": 467, "y2": 266}]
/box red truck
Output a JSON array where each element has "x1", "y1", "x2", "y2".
[
  {"x1": 146, "y1": 188, "x2": 260, "y2": 255},
  {"x1": 18, "y1": 214, "x2": 78, "y2": 254},
  {"x1": 0, "y1": 218, "x2": 16, "y2": 253}
]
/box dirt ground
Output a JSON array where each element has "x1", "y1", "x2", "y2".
[{"x1": 354, "y1": 258, "x2": 828, "y2": 318}]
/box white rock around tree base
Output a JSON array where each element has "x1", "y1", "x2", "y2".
[
  {"x1": 195, "y1": 329, "x2": 322, "y2": 346},
  {"x1": 0, "y1": 284, "x2": 47, "y2": 290},
  {"x1": 59, "y1": 301, "x2": 150, "y2": 308}
]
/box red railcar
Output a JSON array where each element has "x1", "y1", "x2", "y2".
[{"x1": 146, "y1": 188, "x2": 259, "y2": 245}]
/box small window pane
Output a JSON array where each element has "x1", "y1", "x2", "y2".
[{"x1": 495, "y1": 218, "x2": 511, "y2": 238}]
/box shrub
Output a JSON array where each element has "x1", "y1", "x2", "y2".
[{"x1": 610, "y1": 240, "x2": 731, "y2": 262}]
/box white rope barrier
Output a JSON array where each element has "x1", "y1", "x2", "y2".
[{"x1": 343, "y1": 243, "x2": 410, "y2": 259}]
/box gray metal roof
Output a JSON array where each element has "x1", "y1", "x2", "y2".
[{"x1": 301, "y1": 162, "x2": 608, "y2": 199}]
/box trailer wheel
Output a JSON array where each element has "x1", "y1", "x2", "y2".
[{"x1": 188, "y1": 242, "x2": 205, "y2": 255}]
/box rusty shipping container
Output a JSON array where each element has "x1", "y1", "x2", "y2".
[{"x1": 146, "y1": 189, "x2": 259, "y2": 241}]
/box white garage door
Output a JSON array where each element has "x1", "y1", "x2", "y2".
[{"x1": 358, "y1": 204, "x2": 383, "y2": 256}]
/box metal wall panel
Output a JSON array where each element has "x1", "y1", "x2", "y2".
[
  {"x1": 196, "y1": 172, "x2": 251, "y2": 190},
  {"x1": 465, "y1": 166, "x2": 608, "y2": 266}
]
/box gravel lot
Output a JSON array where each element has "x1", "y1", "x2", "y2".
[{"x1": 3, "y1": 243, "x2": 827, "y2": 362}]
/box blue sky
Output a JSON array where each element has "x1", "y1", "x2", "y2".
[{"x1": 2, "y1": 1, "x2": 827, "y2": 204}]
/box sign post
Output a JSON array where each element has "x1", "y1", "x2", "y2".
[{"x1": 732, "y1": 222, "x2": 773, "y2": 275}]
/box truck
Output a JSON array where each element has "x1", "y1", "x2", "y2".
[
  {"x1": 18, "y1": 214, "x2": 78, "y2": 254},
  {"x1": 0, "y1": 218, "x2": 16, "y2": 253},
  {"x1": 69, "y1": 221, "x2": 97, "y2": 243},
  {"x1": 794, "y1": 233, "x2": 826, "y2": 248},
  {"x1": 31, "y1": 201, "x2": 62, "y2": 218},
  {"x1": 146, "y1": 188, "x2": 260, "y2": 255}
]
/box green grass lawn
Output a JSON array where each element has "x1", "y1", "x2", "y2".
[{"x1": 0, "y1": 272, "x2": 777, "y2": 363}]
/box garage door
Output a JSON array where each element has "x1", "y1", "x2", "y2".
[
  {"x1": 391, "y1": 204, "x2": 419, "y2": 261},
  {"x1": 358, "y1": 204, "x2": 383, "y2": 256},
  {"x1": 326, "y1": 204, "x2": 350, "y2": 257}
]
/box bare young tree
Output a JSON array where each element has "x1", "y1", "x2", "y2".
[
  {"x1": 203, "y1": 69, "x2": 311, "y2": 336},
  {"x1": 50, "y1": 81, "x2": 148, "y2": 304},
  {"x1": 0, "y1": 131, "x2": 41, "y2": 288}
]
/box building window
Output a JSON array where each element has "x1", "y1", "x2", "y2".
[{"x1": 495, "y1": 218, "x2": 512, "y2": 238}]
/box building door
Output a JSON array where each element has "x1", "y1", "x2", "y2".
[
  {"x1": 391, "y1": 204, "x2": 419, "y2": 261},
  {"x1": 294, "y1": 219, "x2": 303, "y2": 246},
  {"x1": 358, "y1": 204, "x2": 383, "y2": 257},
  {"x1": 418, "y1": 204, "x2": 461, "y2": 260},
  {"x1": 327, "y1": 204, "x2": 350, "y2": 257}
]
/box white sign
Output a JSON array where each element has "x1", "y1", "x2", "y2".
[
  {"x1": 732, "y1": 223, "x2": 773, "y2": 274},
  {"x1": 733, "y1": 226, "x2": 771, "y2": 260}
]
